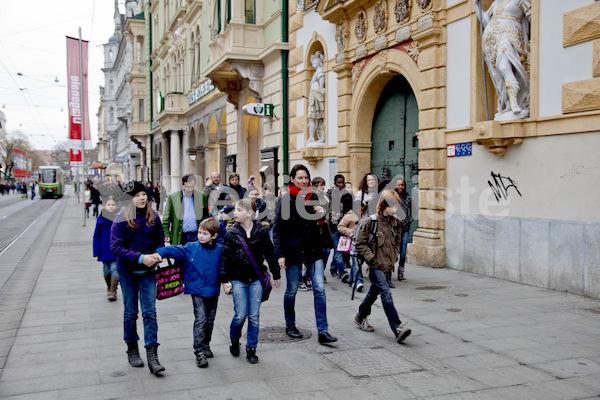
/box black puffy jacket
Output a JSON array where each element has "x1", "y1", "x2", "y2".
[
  {"x1": 272, "y1": 191, "x2": 325, "y2": 264},
  {"x1": 219, "y1": 221, "x2": 280, "y2": 283}
]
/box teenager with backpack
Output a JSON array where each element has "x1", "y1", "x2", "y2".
[{"x1": 353, "y1": 189, "x2": 412, "y2": 343}]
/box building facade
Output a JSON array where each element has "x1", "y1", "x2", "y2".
[
  {"x1": 288, "y1": 0, "x2": 600, "y2": 298},
  {"x1": 101, "y1": 0, "x2": 600, "y2": 298},
  {"x1": 100, "y1": 0, "x2": 142, "y2": 183}
]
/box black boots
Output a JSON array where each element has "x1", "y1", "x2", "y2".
[
  {"x1": 318, "y1": 332, "x2": 338, "y2": 344},
  {"x1": 285, "y1": 325, "x2": 303, "y2": 339},
  {"x1": 126, "y1": 342, "x2": 144, "y2": 367},
  {"x1": 146, "y1": 345, "x2": 165, "y2": 374},
  {"x1": 246, "y1": 347, "x2": 259, "y2": 364},
  {"x1": 230, "y1": 337, "x2": 240, "y2": 357}
]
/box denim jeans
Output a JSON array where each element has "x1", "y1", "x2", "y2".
[
  {"x1": 102, "y1": 261, "x2": 118, "y2": 276},
  {"x1": 192, "y1": 295, "x2": 218, "y2": 354},
  {"x1": 119, "y1": 272, "x2": 159, "y2": 347},
  {"x1": 358, "y1": 268, "x2": 401, "y2": 333},
  {"x1": 230, "y1": 280, "x2": 263, "y2": 348},
  {"x1": 347, "y1": 256, "x2": 364, "y2": 287},
  {"x1": 330, "y1": 231, "x2": 346, "y2": 275},
  {"x1": 398, "y1": 230, "x2": 409, "y2": 267},
  {"x1": 284, "y1": 259, "x2": 329, "y2": 334}
]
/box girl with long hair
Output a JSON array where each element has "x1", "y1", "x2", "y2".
[{"x1": 110, "y1": 181, "x2": 165, "y2": 375}]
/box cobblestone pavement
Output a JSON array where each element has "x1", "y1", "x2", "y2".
[{"x1": 0, "y1": 190, "x2": 599, "y2": 399}]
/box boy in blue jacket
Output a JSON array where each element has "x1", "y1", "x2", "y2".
[{"x1": 153, "y1": 217, "x2": 222, "y2": 368}]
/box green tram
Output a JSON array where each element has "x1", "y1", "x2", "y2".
[{"x1": 39, "y1": 166, "x2": 64, "y2": 199}]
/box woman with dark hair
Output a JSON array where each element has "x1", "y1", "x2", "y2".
[
  {"x1": 354, "y1": 172, "x2": 379, "y2": 215},
  {"x1": 110, "y1": 181, "x2": 165, "y2": 374},
  {"x1": 393, "y1": 176, "x2": 413, "y2": 282},
  {"x1": 272, "y1": 164, "x2": 337, "y2": 344}
]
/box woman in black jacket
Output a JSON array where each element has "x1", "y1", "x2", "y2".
[
  {"x1": 219, "y1": 199, "x2": 281, "y2": 363},
  {"x1": 272, "y1": 164, "x2": 337, "y2": 344}
]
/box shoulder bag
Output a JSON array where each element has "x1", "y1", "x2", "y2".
[{"x1": 237, "y1": 235, "x2": 272, "y2": 302}]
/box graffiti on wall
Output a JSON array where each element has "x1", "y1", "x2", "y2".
[
  {"x1": 488, "y1": 171, "x2": 521, "y2": 203},
  {"x1": 560, "y1": 163, "x2": 599, "y2": 181}
]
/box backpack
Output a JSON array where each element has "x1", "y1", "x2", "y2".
[{"x1": 350, "y1": 215, "x2": 378, "y2": 258}]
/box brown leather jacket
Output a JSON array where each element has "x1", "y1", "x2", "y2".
[{"x1": 355, "y1": 213, "x2": 400, "y2": 272}]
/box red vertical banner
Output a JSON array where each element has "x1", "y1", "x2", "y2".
[
  {"x1": 70, "y1": 149, "x2": 82, "y2": 167},
  {"x1": 66, "y1": 36, "x2": 92, "y2": 158}
]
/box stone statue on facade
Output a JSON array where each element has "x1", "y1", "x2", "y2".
[
  {"x1": 306, "y1": 51, "x2": 326, "y2": 146},
  {"x1": 474, "y1": 0, "x2": 531, "y2": 120}
]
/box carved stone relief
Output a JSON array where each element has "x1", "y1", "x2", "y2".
[
  {"x1": 355, "y1": 10, "x2": 367, "y2": 43},
  {"x1": 336, "y1": 20, "x2": 346, "y2": 51},
  {"x1": 395, "y1": 0, "x2": 411, "y2": 24},
  {"x1": 373, "y1": 0, "x2": 388, "y2": 35},
  {"x1": 416, "y1": 0, "x2": 432, "y2": 11}
]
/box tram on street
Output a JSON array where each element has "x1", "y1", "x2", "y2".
[{"x1": 38, "y1": 166, "x2": 64, "y2": 199}]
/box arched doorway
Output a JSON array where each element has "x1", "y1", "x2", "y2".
[{"x1": 370, "y1": 75, "x2": 419, "y2": 237}]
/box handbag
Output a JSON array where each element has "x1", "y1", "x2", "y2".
[
  {"x1": 155, "y1": 258, "x2": 184, "y2": 300},
  {"x1": 336, "y1": 235, "x2": 352, "y2": 253},
  {"x1": 238, "y1": 235, "x2": 272, "y2": 302}
]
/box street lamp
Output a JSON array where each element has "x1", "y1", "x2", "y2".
[{"x1": 189, "y1": 154, "x2": 197, "y2": 161}]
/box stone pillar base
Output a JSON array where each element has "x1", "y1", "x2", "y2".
[{"x1": 407, "y1": 242, "x2": 445, "y2": 268}]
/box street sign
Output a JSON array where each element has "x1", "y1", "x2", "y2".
[
  {"x1": 242, "y1": 103, "x2": 274, "y2": 118},
  {"x1": 447, "y1": 142, "x2": 472, "y2": 157}
]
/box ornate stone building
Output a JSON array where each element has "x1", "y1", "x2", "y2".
[
  {"x1": 100, "y1": 0, "x2": 143, "y2": 182},
  {"x1": 290, "y1": 0, "x2": 600, "y2": 298}
]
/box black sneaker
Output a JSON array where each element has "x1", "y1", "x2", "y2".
[
  {"x1": 341, "y1": 273, "x2": 350, "y2": 283},
  {"x1": 196, "y1": 352, "x2": 208, "y2": 368},
  {"x1": 204, "y1": 347, "x2": 213, "y2": 358},
  {"x1": 286, "y1": 326, "x2": 303, "y2": 339},
  {"x1": 357, "y1": 283, "x2": 364, "y2": 292}
]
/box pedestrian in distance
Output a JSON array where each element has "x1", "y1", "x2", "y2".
[
  {"x1": 327, "y1": 174, "x2": 353, "y2": 282},
  {"x1": 110, "y1": 181, "x2": 166, "y2": 374},
  {"x1": 220, "y1": 198, "x2": 281, "y2": 363},
  {"x1": 273, "y1": 164, "x2": 337, "y2": 345},
  {"x1": 354, "y1": 189, "x2": 412, "y2": 344},
  {"x1": 93, "y1": 197, "x2": 119, "y2": 301},
  {"x1": 152, "y1": 217, "x2": 222, "y2": 369},
  {"x1": 84, "y1": 183, "x2": 91, "y2": 217},
  {"x1": 354, "y1": 172, "x2": 379, "y2": 216},
  {"x1": 90, "y1": 182, "x2": 102, "y2": 217},
  {"x1": 337, "y1": 201, "x2": 367, "y2": 293},
  {"x1": 162, "y1": 174, "x2": 209, "y2": 246},
  {"x1": 392, "y1": 176, "x2": 413, "y2": 282}
]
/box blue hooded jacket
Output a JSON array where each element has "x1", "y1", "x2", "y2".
[{"x1": 93, "y1": 213, "x2": 117, "y2": 262}]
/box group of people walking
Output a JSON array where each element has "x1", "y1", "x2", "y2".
[{"x1": 92, "y1": 166, "x2": 414, "y2": 376}]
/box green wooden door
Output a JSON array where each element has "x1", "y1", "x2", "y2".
[{"x1": 371, "y1": 75, "x2": 419, "y2": 238}]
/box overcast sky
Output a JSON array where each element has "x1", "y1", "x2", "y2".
[{"x1": 0, "y1": 0, "x2": 117, "y2": 150}]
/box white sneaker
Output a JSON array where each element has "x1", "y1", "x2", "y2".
[
  {"x1": 395, "y1": 323, "x2": 411, "y2": 343},
  {"x1": 354, "y1": 314, "x2": 374, "y2": 332}
]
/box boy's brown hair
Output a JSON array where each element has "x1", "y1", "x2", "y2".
[{"x1": 199, "y1": 217, "x2": 220, "y2": 235}]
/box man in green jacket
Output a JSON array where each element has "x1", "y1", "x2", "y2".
[{"x1": 162, "y1": 174, "x2": 209, "y2": 245}]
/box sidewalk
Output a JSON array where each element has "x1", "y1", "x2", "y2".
[{"x1": 1, "y1": 191, "x2": 600, "y2": 399}]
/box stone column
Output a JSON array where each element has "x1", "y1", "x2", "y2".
[
  {"x1": 169, "y1": 130, "x2": 181, "y2": 191},
  {"x1": 407, "y1": 14, "x2": 447, "y2": 268},
  {"x1": 161, "y1": 132, "x2": 170, "y2": 193},
  {"x1": 332, "y1": 62, "x2": 354, "y2": 181},
  {"x1": 182, "y1": 128, "x2": 190, "y2": 176}
]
